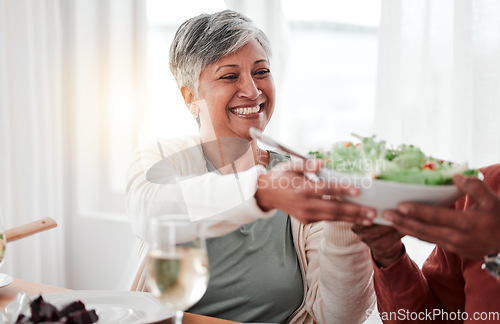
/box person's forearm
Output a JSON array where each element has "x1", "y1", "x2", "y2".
[
  {"x1": 372, "y1": 243, "x2": 405, "y2": 268},
  {"x1": 372, "y1": 247, "x2": 444, "y2": 324},
  {"x1": 127, "y1": 155, "x2": 273, "y2": 240},
  {"x1": 317, "y1": 222, "x2": 376, "y2": 324}
]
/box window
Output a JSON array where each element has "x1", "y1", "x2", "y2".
[{"x1": 275, "y1": 0, "x2": 381, "y2": 152}]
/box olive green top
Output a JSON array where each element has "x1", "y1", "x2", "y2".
[{"x1": 187, "y1": 151, "x2": 304, "y2": 323}]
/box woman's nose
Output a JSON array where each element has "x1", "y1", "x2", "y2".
[{"x1": 237, "y1": 75, "x2": 261, "y2": 100}]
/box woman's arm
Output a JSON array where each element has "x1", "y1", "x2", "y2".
[
  {"x1": 290, "y1": 221, "x2": 376, "y2": 324},
  {"x1": 127, "y1": 137, "x2": 377, "y2": 241},
  {"x1": 126, "y1": 137, "x2": 274, "y2": 240}
]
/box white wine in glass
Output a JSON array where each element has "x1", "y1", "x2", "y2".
[
  {"x1": 146, "y1": 217, "x2": 209, "y2": 324},
  {"x1": 0, "y1": 209, "x2": 5, "y2": 267},
  {"x1": 0, "y1": 233, "x2": 5, "y2": 268}
]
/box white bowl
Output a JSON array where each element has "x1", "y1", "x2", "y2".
[{"x1": 318, "y1": 168, "x2": 468, "y2": 225}]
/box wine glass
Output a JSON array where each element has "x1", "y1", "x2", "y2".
[
  {"x1": 0, "y1": 208, "x2": 5, "y2": 267},
  {"x1": 145, "y1": 215, "x2": 209, "y2": 324}
]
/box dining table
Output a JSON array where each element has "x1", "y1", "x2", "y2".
[{"x1": 0, "y1": 278, "x2": 237, "y2": 324}]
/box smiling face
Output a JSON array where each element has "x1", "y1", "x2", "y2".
[{"x1": 183, "y1": 39, "x2": 275, "y2": 141}]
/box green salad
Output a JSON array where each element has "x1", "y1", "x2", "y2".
[{"x1": 309, "y1": 135, "x2": 478, "y2": 185}]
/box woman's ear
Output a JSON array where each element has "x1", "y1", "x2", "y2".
[
  {"x1": 181, "y1": 86, "x2": 199, "y2": 118},
  {"x1": 181, "y1": 86, "x2": 195, "y2": 105}
]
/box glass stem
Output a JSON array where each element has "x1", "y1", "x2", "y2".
[{"x1": 174, "y1": 310, "x2": 183, "y2": 324}]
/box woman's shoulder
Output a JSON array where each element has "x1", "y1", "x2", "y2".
[
  {"x1": 131, "y1": 134, "x2": 206, "y2": 178},
  {"x1": 135, "y1": 134, "x2": 202, "y2": 155}
]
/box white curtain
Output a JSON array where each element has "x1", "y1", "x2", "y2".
[
  {"x1": 0, "y1": 0, "x2": 65, "y2": 285},
  {"x1": 66, "y1": 0, "x2": 147, "y2": 290},
  {"x1": 374, "y1": 0, "x2": 500, "y2": 169},
  {"x1": 0, "y1": 0, "x2": 147, "y2": 289}
]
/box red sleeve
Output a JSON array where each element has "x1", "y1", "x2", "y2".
[{"x1": 373, "y1": 245, "x2": 463, "y2": 324}]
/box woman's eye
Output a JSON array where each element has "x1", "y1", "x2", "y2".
[
  {"x1": 220, "y1": 75, "x2": 238, "y2": 80},
  {"x1": 255, "y1": 69, "x2": 270, "y2": 77}
]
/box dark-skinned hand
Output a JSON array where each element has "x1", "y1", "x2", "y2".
[
  {"x1": 352, "y1": 223, "x2": 404, "y2": 268},
  {"x1": 383, "y1": 174, "x2": 500, "y2": 260}
]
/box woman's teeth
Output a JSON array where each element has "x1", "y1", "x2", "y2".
[{"x1": 231, "y1": 105, "x2": 260, "y2": 115}]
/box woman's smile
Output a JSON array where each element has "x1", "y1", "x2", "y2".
[{"x1": 229, "y1": 103, "x2": 264, "y2": 117}]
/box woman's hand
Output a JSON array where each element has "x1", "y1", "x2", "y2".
[
  {"x1": 384, "y1": 174, "x2": 500, "y2": 260},
  {"x1": 255, "y1": 159, "x2": 376, "y2": 225},
  {"x1": 351, "y1": 223, "x2": 404, "y2": 268}
]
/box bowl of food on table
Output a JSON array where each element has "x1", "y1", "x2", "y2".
[{"x1": 309, "y1": 134, "x2": 479, "y2": 225}]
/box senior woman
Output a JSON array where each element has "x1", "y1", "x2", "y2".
[{"x1": 127, "y1": 10, "x2": 375, "y2": 324}]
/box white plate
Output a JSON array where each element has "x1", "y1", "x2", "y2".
[
  {"x1": 0, "y1": 273, "x2": 13, "y2": 288},
  {"x1": 6, "y1": 290, "x2": 173, "y2": 324}
]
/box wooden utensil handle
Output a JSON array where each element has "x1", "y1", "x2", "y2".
[{"x1": 4, "y1": 217, "x2": 58, "y2": 243}]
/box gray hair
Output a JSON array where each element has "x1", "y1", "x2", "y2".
[{"x1": 169, "y1": 10, "x2": 272, "y2": 93}]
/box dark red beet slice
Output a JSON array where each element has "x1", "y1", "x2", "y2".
[
  {"x1": 15, "y1": 295, "x2": 98, "y2": 323},
  {"x1": 38, "y1": 299, "x2": 61, "y2": 321},
  {"x1": 67, "y1": 309, "x2": 99, "y2": 324},
  {"x1": 59, "y1": 300, "x2": 86, "y2": 317}
]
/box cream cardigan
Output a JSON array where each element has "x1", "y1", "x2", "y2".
[{"x1": 126, "y1": 135, "x2": 375, "y2": 324}]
